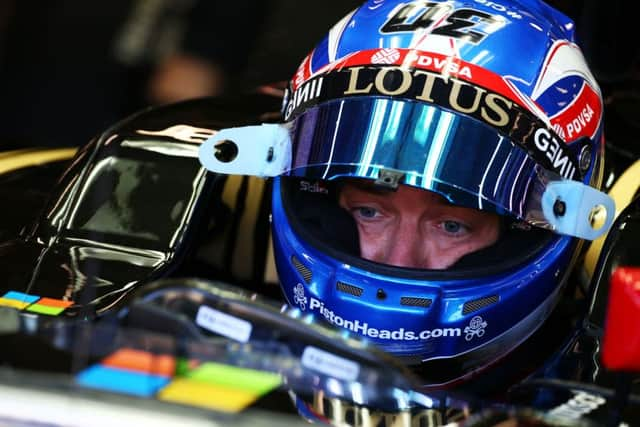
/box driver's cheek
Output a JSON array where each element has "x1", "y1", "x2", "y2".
[
  {"x1": 427, "y1": 240, "x2": 475, "y2": 269},
  {"x1": 356, "y1": 222, "x2": 390, "y2": 263},
  {"x1": 432, "y1": 229, "x2": 501, "y2": 268}
]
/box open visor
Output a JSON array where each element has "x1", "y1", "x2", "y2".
[{"x1": 199, "y1": 97, "x2": 614, "y2": 240}]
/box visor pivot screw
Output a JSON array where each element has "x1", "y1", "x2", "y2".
[
  {"x1": 553, "y1": 199, "x2": 567, "y2": 217},
  {"x1": 579, "y1": 144, "x2": 592, "y2": 172},
  {"x1": 376, "y1": 288, "x2": 387, "y2": 300},
  {"x1": 214, "y1": 139, "x2": 239, "y2": 163},
  {"x1": 588, "y1": 204, "x2": 607, "y2": 230}
]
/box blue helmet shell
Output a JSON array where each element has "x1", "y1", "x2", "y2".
[{"x1": 272, "y1": 0, "x2": 605, "y2": 386}]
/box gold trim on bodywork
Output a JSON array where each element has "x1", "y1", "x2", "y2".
[
  {"x1": 0, "y1": 148, "x2": 77, "y2": 174},
  {"x1": 583, "y1": 159, "x2": 640, "y2": 281}
]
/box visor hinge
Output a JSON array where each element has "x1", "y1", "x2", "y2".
[
  {"x1": 375, "y1": 169, "x2": 405, "y2": 190},
  {"x1": 198, "y1": 124, "x2": 292, "y2": 177}
]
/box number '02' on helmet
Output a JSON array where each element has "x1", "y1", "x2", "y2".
[{"x1": 198, "y1": 0, "x2": 615, "y2": 387}]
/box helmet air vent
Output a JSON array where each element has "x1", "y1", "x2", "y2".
[
  {"x1": 336, "y1": 281, "x2": 364, "y2": 297},
  {"x1": 291, "y1": 255, "x2": 312, "y2": 283},
  {"x1": 400, "y1": 297, "x2": 433, "y2": 308},
  {"x1": 462, "y1": 295, "x2": 499, "y2": 315}
]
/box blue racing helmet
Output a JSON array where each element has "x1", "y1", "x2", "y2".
[{"x1": 199, "y1": 0, "x2": 615, "y2": 387}]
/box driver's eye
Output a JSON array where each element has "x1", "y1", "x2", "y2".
[
  {"x1": 443, "y1": 220, "x2": 462, "y2": 233},
  {"x1": 357, "y1": 207, "x2": 377, "y2": 218}
]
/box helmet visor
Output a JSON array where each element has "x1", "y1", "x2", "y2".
[
  {"x1": 198, "y1": 96, "x2": 614, "y2": 239},
  {"x1": 287, "y1": 97, "x2": 549, "y2": 223}
]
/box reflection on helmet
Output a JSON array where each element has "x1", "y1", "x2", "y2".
[{"x1": 268, "y1": 0, "x2": 609, "y2": 388}]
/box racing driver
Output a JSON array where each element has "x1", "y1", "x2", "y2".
[{"x1": 199, "y1": 0, "x2": 616, "y2": 388}]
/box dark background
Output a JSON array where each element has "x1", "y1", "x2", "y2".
[{"x1": 0, "y1": 1, "x2": 362, "y2": 149}]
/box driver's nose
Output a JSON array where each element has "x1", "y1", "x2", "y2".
[{"x1": 377, "y1": 219, "x2": 428, "y2": 269}]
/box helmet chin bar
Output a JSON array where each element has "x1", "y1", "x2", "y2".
[{"x1": 198, "y1": 124, "x2": 615, "y2": 241}]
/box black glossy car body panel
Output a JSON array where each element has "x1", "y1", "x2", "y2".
[{"x1": 0, "y1": 93, "x2": 282, "y2": 316}]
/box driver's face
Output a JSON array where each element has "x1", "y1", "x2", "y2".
[{"x1": 339, "y1": 182, "x2": 500, "y2": 269}]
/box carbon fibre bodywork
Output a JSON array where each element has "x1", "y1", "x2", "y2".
[{"x1": 0, "y1": 93, "x2": 281, "y2": 317}]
